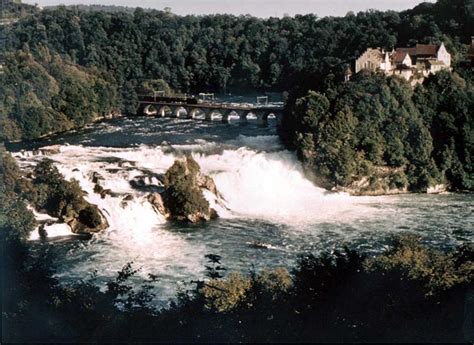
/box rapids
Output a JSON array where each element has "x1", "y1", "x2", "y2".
[{"x1": 10, "y1": 117, "x2": 474, "y2": 302}]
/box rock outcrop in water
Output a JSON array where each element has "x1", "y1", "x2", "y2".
[
  {"x1": 148, "y1": 156, "x2": 218, "y2": 223},
  {"x1": 330, "y1": 166, "x2": 409, "y2": 196},
  {"x1": 26, "y1": 159, "x2": 109, "y2": 234},
  {"x1": 66, "y1": 205, "x2": 109, "y2": 234},
  {"x1": 329, "y1": 166, "x2": 449, "y2": 196}
]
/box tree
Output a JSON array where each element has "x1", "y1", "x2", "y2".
[{"x1": 139, "y1": 79, "x2": 172, "y2": 96}]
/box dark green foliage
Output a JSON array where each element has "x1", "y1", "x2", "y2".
[
  {"x1": 179, "y1": 236, "x2": 472, "y2": 343},
  {"x1": 139, "y1": 79, "x2": 172, "y2": 96},
  {"x1": 1, "y1": 1, "x2": 39, "y2": 19},
  {"x1": 1, "y1": 47, "x2": 118, "y2": 141},
  {"x1": 1, "y1": 150, "x2": 23, "y2": 195},
  {"x1": 415, "y1": 71, "x2": 474, "y2": 190},
  {"x1": 365, "y1": 234, "x2": 474, "y2": 296},
  {"x1": 24, "y1": 158, "x2": 106, "y2": 233},
  {"x1": 3, "y1": 0, "x2": 473, "y2": 141},
  {"x1": 29, "y1": 158, "x2": 84, "y2": 218},
  {"x1": 204, "y1": 254, "x2": 226, "y2": 279},
  {"x1": 0, "y1": 151, "x2": 36, "y2": 242},
  {"x1": 280, "y1": 71, "x2": 473, "y2": 192},
  {"x1": 165, "y1": 177, "x2": 209, "y2": 216},
  {"x1": 140, "y1": 237, "x2": 474, "y2": 342}
]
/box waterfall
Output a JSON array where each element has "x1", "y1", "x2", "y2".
[{"x1": 12, "y1": 134, "x2": 379, "y2": 300}]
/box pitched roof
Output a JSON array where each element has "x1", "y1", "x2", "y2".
[
  {"x1": 392, "y1": 49, "x2": 412, "y2": 64},
  {"x1": 414, "y1": 44, "x2": 438, "y2": 56},
  {"x1": 390, "y1": 44, "x2": 441, "y2": 64}
]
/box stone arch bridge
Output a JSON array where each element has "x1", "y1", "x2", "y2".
[{"x1": 137, "y1": 97, "x2": 284, "y2": 126}]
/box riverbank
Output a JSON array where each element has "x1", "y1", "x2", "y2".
[{"x1": 3, "y1": 111, "x2": 124, "y2": 146}]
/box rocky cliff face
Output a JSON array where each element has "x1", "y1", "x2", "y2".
[
  {"x1": 148, "y1": 156, "x2": 219, "y2": 223},
  {"x1": 330, "y1": 166, "x2": 448, "y2": 196}
]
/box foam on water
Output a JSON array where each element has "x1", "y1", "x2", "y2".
[
  {"x1": 13, "y1": 130, "x2": 471, "y2": 301},
  {"x1": 28, "y1": 207, "x2": 73, "y2": 240},
  {"x1": 17, "y1": 145, "x2": 207, "y2": 295},
  {"x1": 16, "y1": 136, "x2": 387, "y2": 239},
  {"x1": 15, "y1": 138, "x2": 378, "y2": 283},
  {"x1": 195, "y1": 147, "x2": 373, "y2": 224}
]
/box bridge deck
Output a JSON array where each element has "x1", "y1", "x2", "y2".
[{"x1": 139, "y1": 101, "x2": 283, "y2": 112}]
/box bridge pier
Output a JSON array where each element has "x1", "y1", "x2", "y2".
[
  {"x1": 222, "y1": 109, "x2": 233, "y2": 123},
  {"x1": 137, "y1": 104, "x2": 146, "y2": 116},
  {"x1": 158, "y1": 106, "x2": 167, "y2": 117},
  {"x1": 185, "y1": 108, "x2": 192, "y2": 118},
  {"x1": 274, "y1": 111, "x2": 283, "y2": 126},
  {"x1": 204, "y1": 109, "x2": 214, "y2": 121},
  {"x1": 256, "y1": 110, "x2": 269, "y2": 127},
  {"x1": 171, "y1": 106, "x2": 182, "y2": 118},
  {"x1": 188, "y1": 107, "x2": 200, "y2": 119},
  {"x1": 234, "y1": 110, "x2": 248, "y2": 124}
]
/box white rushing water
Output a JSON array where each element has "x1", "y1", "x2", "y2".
[
  {"x1": 12, "y1": 127, "x2": 473, "y2": 301},
  {"x1": 16, "y1": 136, "x2": 379, "y2": 233}
]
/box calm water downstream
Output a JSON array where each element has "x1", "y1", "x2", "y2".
[{"x1": 9, "y1": 116, "x2": 473, "y2": 302}]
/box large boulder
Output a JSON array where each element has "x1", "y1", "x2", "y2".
[
  {"x1": 67, "y1": 205, "x2": 109, "y2": 234},
  {"x1": 148, "y1": 156, "x2": 219, "y2": 223},
  {"x1": 29, "y1": 159, "x2": 109, "y2": 235}
]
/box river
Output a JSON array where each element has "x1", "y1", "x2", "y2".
[{"x1": 9, "y1": 116, "x2": 474, "y2": 303}]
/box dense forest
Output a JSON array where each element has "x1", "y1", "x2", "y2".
[
  {"x1": 275, "y1": 1, "x2": 474, "y2": 193},
  {"x1": 1, "y1": 47, "x2": 118, "y2": 140},
  {"x1": 280, "y1": 70, "x2": 473, "y2": 192},
  {"x1": 1, "y1": 0, "x2": 473, "y2": 141},
  {"x1": 1, "y1": 151, "x2": 473, "y2": 343}
]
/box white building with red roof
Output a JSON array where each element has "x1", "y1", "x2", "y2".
[{"x1": 354, "y1": 42, "x2": 451, "y2": 81}]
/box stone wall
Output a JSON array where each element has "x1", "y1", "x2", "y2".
[{"x1": 355, "y1": 48, "x2": 384, "y2": 73}]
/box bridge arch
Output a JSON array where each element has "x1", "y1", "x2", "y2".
[
  {"x1": 245, "y1": 111, "x2": 257, "y2": 121},
  {"x1": 189, "y1": 107, "x2": 206, "y2": 119},
  {"x1": 144, "y1": 104, "x2": 158, "y2": 116},
  {"x1": 173, "y1": 106, "x2": 189, "y2": 118},
  {"x1": 222, "y1": 110, "x2": 243, "y2": 123},
  {"x1": 256, "y1": 110, "x2": 273, "y2": 126},
  {"x1": 158, "y1": 106, "x2": 172, "y2": 117},
  {"x1": 205, "y1": 110, "x2": 223, "y2": 122},
  {"x1": 137, "y1": 97, "x2": 284, "y2": 124}
]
